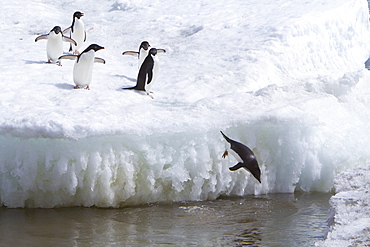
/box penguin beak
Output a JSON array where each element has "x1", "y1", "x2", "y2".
[{"x1": 96, "y1": 46, "x2": 104, "y2": 52}]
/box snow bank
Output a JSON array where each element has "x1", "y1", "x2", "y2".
[
  {"x1": 316, "y1": 164, "x2": 370, "y2": 247},
  {"x1": 0, "y1": 0, "x2": 370, "y2": 208}
]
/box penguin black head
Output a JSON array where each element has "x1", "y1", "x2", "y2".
[
  {"x1": 140, "y1": 41, "x2": 150, "y2": 51},
  {"x1": 149, "y1": 48, "x2": 157, "y2": 56},
  {"x1": 51, "y1": 26, "x2": 62, "y2": 34},
  {"x1": 83, "y1": 44, "x2": 104, "y2": 53},
  {"x1": 73, "y1": 11, "x2": 84, "y2": 19}
]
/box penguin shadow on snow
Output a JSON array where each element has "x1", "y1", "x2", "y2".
[
  {"x1": 24, "y1": 60, "x2": 50, "y2": 65},
  {"x1": 54, "y1": 83, "x2": 75, "y2": 90},
  {"x1": 113, "y1": 74, "x2": 136, "y2": 82},
  {"x1": 112, "y1": 74, "x2": 136, "y2": 92},
  {"x1": 24, "y1": 50, "x2": 78, "y2": 65}
]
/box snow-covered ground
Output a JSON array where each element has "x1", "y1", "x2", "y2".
[
  {"x1": 316, "y1": 164, "x2": 370, "y2": 246},
  {"x1": 1, "y1": 0, "x2": 370, "y2": 244}
]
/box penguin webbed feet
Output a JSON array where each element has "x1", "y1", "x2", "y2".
[
  {"x1": 45, "y1": 60, "x2": 62, "y2": 66},
  {"x1": 147, "y1": 92, "x2": 154, "y2": 99},
  {"x1": 147, "y1": 91, "x2": 154, "y2": 99},
  {"x1": 73, "y1": 85, "x2": 90, "y2": 90},
  {"x1": 222, "y1": 150, "x2": 228, "y2": 159}
]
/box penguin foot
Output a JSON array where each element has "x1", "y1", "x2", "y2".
[
  {"x1": 56, "y1": 61, "x2": 62, "y2": 66},
  {"x1": 222, "y1": 150, "x2": 228, "y2": 158},
  {"x1": 46, "y1": 60, "x2": 52, "y2": 64},
  {"x1": 73, "y1": 85, "x2": 90, "y2": 90},
  {"x1": 73, "y1": 51, "x2": 80, "y2": 55}
]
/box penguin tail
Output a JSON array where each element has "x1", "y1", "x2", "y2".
[
  {"x1": 122, "y1": 86, "x2": 137, "y2": 90},
  {"x1": 220, "y1": 131, "x2": 232, "y2": 143}
]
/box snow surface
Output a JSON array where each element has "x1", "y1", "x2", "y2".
[
  {"x1": 1, "y1": 0, "x2": 370, "y2": 227},
  {"x1": 316, "y1": 164, "x2": 370, "y2": 247}
]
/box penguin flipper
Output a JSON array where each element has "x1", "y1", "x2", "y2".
[
  {"x1": 157, "y1": 49, "x2": 166, "y2": 53},
  {"x1": 63, "y1": 36, "x2": 77, "y2": 46},
  {"x1": 147, "y1": 69, "x2": 153, "y2": 85},
  {"x1": 229, "y1": 162, "x2": 244, "y2": 171},
  {"x1": 35, "y1": 34, "x2": 48, "y2": 42},
  {"x1": 59, "y1": 55, "x2": 78, "y2": 60},
  {"x1": 122, "y1": 51, "x2": 139, "y2": 56},
  {"x1": 94, "y1": 57, "x2": 105, "y2": 64},
  {"x1": 84, "y1": 31, "x2": 87, "y2": 42},
  {"x1": 62, "y1": 27, "x2": 71, "y2": 34}
]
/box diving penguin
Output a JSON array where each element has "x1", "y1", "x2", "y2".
[
  {"x1": 122, "y1": 48, "x2": 161, "y2": 98},
  {"x1": 35, "y1": 26, "x2": 77, "y2": 65},
  {"x1": 221, "y1": 131, "x2": 261, "y2": 183},
  {"x1": 59, "y1": 44, "x2": 105, "y2": 89},
  {"x1": 122, "y1": 41, "x2": 166, "y2": 69},
  {"x1": 63, "y1": 11, "x2": 86, "y2": 54}
]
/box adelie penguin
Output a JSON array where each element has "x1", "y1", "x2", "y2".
[
  {"x1": 122, "y1": 41, "x2": 166, "y2": 69},
  {"x1": 221, "y1": 131, "x2": 261, "y2": 183},
  {"x1": 35, "y1": 26, "x2": 77, "y2": 66},
  {"x1": 63, "y1": 11, "x2": 86, "y2": 55},
  {"x1": 122, "y1": 48, "x2": 162, "y2": 98},
  {"x1": 59, "y1": 44, "x2": 105, "y2": 90}
]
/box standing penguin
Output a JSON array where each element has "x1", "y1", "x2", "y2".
[
  {"x1": 122, "y1": 41, "x2": 166, "y2": 69},
  {"x1": 63, "y1": 11, "x2": 86, "y2": 54},
  {"x1": 221, "y1": 131, "x2": 261, "y2": 183},
  {"x1": 122, "y1": 48, "x2": 160, "y2": 98},
  {"x1": 35, "y1": 26, "x2": 77, "y2": 65},
  {"x1": 59, "y1": 44, "x2": 105, "y2": 89}
]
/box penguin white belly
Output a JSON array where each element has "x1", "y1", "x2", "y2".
[
  {"x1": 229, "y1": 148, "x2": 243, "y2": 163},
  {"x1": 71, "y1": 20, "x2": 85, "y2": 51},
  {"x1": 46, "y1": 33, "x2": 63, "y2": 62},
  {"x1": 73, "y1": 50, "x2": 94, "y2": 87}
]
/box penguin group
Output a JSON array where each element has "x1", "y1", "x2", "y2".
[
  {"x1": 122, "y1": 42, "x2": 166, "y2": 98},
  {"x1": 35, "y1": 11, "x2": 166, "y2": 93},
  {"x1": 34, "y1": 12, "x2": 262, "y2": 184}
]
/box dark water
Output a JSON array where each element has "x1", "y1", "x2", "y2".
[{"x1": 0, "y1": 193, "x2": 330, "y2": 246}]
